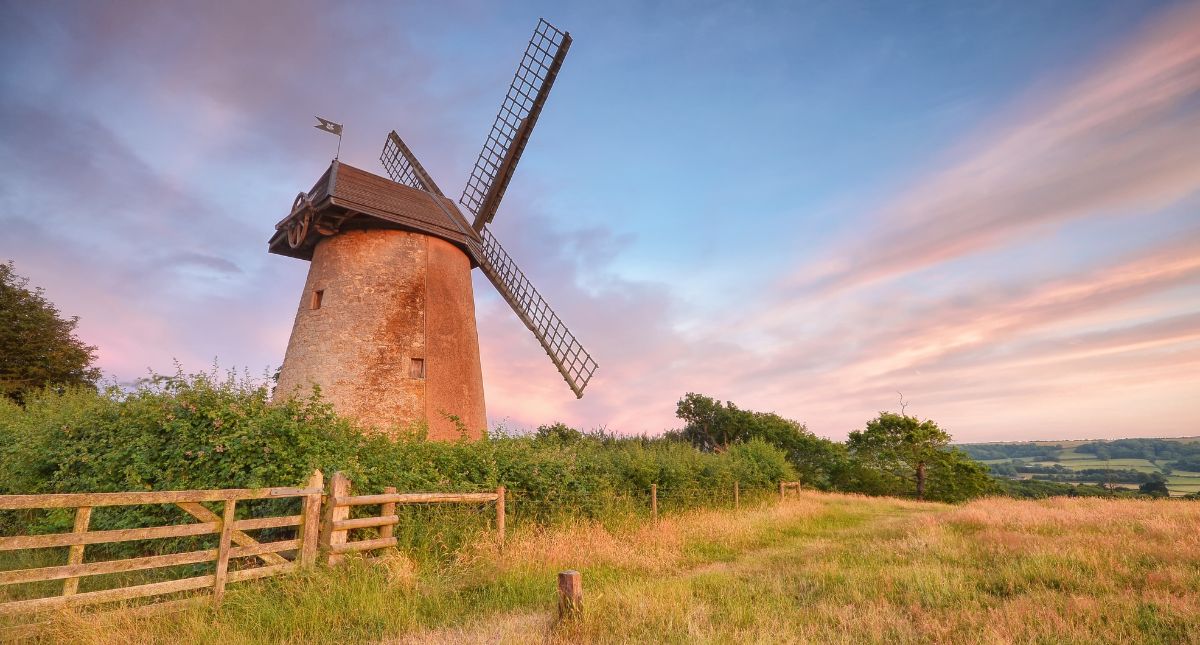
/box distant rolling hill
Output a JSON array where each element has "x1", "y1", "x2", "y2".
[{"x1": 958, "y1": 436, "x2": 1200, "y2": 497}]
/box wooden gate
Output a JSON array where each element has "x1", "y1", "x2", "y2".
[
  {"x1": 1, "y1": 470, "x2": 324, "y2": 637},
  {"x1": 0, "y1": 470, "x2": 510, "y2": 638}
]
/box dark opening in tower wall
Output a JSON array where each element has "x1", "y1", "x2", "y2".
[
  {"x1": 410, "y1": 357, "x2": 425, "y2": 379},
  {"x1": 311, "y1": 289, "x2": 324, "y2": 310}
]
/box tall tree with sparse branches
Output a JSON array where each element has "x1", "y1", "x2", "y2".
[{"x1": 0, "y1": 261, "x2": 101, "y2": 404}]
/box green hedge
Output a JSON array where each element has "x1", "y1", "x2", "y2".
[{"x1": 0, "y1": 372, "x2": 795, "y2": 541}]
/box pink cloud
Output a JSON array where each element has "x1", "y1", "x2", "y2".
[
  {"x1": 726, "y1": 232, "x2": 1200, "y2": 434},
  {"x1": 474, "y1": 2, "x2": 1200, "y2": 440},
  {"x1": 3, "y1": 2, "x2": 1196, "y2": 445},
  {"x1": 796, "y1": 1, "x2": 1200, "y2": 293}
]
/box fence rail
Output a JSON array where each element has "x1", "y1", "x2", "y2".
[
  {"x1": 3, "y1": 473, "x2": 790, "y2": 637},
  {"x1": 0, "y1": 470, "x2": 326, "y2": 638},
  {"x1": 0, "y1": 487, "x2": 320, "y2": 510},
  {"x1": 318, "y1": 472, "x2": 504, "y2": 564}
]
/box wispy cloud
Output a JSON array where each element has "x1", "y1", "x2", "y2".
[
  {"x1": 796, "y1": 1, "x2": 1200, "y2": 293},
  {"x1": 479, "y1": 3, "x2": 1200, "y2": 440},
  {"x1": 1, "y1": 1, "x2": 1196, "y2": 443}
]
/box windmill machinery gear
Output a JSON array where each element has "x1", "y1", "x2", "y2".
[
  {"x1": 379, "y1": 18, "x2": 597, "y2": 399},
  {"x1": 286, "y1": 193, "x2": 315, "y2": 249}
]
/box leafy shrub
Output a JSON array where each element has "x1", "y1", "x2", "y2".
[
  {"x1": 0, "y1": 371, "x2": 796, "y2": 546},
  {"x1": 670, "y1": 392, "x2": 847, "y2": 489},
  {"x1": 0, "y1": 372, "x2": 373, "y2": 497}
]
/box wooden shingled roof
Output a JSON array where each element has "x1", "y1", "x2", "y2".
[{"x1": 268, "y1": 161, "x2": 481, "y2": 264}]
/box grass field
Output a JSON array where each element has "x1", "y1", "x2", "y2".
[
  {"x1": 24, "y1": 491, "x2": 1200, "y2": 644},
  {"x1": 1167, "y1": 474, "x2": 1200, "y2": 495},
  {"x1": 967, "y1": 437, "x2": 1200, "y2": 496},
  {"x1": 1014, "y1": 437, "x2": 1200, "y2": 448}
]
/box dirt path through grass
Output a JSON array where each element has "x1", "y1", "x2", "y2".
[
  {"x1": 391, "y1": 496, "x2": 939, "y2": 644},
  {"x1": 395, "y1": 494, "x2": 1199, "y2": 644},
  {"x1": 34, "y1": 492, "x2": 1199, "y2": 644}
]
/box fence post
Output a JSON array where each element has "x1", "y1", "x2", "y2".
[
  {"x1": 320, "y1": 471, "x2": 351, "y2": 565},
  {"x1": 651, "y1": 484, "x2": 658, "y2": 523},
  {"x1": 557, "y1": 570, "x2": 583, "y2": 620},
  {"x1": 734, "y1": 481, "x2": 739, "y2": 511},
  {"x1": 62, "y1": 506, "x2": 92, "y2": 596},
  {"x1": 213, "y1": 499, "x2": 237, "y2": 605},
  {"x1": 298, "y1": 469, "x2": 323, "y2": 568},
  {"x1": 380, "y1": 486, "x2": 397, "y2": 543},
  {"x1": 496, "y1": 485, "x2": 506, "y2": 546},
  {"x1": 780, "y1": 481, "x2": 785, "y2": 501}
]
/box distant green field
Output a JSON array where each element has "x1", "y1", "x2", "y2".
[
  {"x1": 1015, "y1": 436, "x2": 1200, "y2": 448},
  {"x1": 1029, "y1": 459, "x2": 1164, "y2": 473},
  {"x1": 1168, "y1": 473, "x2": 1200, "y2": 495},
  {"x1": 961, "y1": 436, "x2": 1200, "y2": 497},
  {"x1": 1055, "y1": 449, "x2": 1098, "y2": 460}
]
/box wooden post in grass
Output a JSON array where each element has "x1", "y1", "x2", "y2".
[
  {"x1": 380, "y1": 486, "x2": 397, "y2": 542},
  {"x1": 320, "y1": 471, "x2": 351, "y2": 565},
  {"x1": 780, "y1": 481, "x2": 785, "y2": 501},
  {"x1": 298, "y1": 469, "x2": 323, "y2": 568},
  {"x1": 212, "y1": 499, "x2": 237, "y2": 605},
  {"x1": 62, "y1": 506, "x2": 92, "y2": 595},
  {"x1": 496, "y1": 486, "x2": 506, "y2": 546},
  {"x1": 651, "y1": 484, "x2": 658, "y2": 523},
  {"x1": 734, "y1": 481, "x2": 740, "y2": 511},
  {"x1": 557, "y1": 570, "x2": 583, "y2": 620}
]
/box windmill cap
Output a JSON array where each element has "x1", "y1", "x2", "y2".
[{"x1": 269, "y1": 161, "x2": 480, "y2": 265}]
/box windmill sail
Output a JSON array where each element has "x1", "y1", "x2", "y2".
[
  {"x1": 460, "y1": 19, "x2": 571, "y2": 231},
  {"x1": 374, "y1": 18, "x2": 596, "y2": 399},
  {"x1": 469, "y1": 227, "x2": 597, "y2": 398},
  {"x1": 381, "y1": 131, "x2": 445, "y2": 196}
]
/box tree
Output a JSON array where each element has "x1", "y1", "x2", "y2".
[
  {"x1": 0, "y1": 262, "x2": 101, "y2": 403},
  {"x1": 674, "y1": 393, "x2": 846, "y2": 489},
  {"x1": 674, "y1": 393, "x2": 743, "y2": 452},
  {"x1": 847, "y1": 412, "x2": 991, "y2": 501},
  {"x1": 922, "y1": 450, "x2": 997, "y2": 502},
  {"x1": 1138, "y1": 477, "x2": 1170, "y2": 498},
  {"x1": 534, "y1": 422, "x2": 583, "y2": 444}
]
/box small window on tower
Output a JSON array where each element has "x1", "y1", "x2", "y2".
[
  {"x1": 409, "y1": 357, "x2": 425, "y2": 379},
  {"x1": 311, "y1": 289, "x2": 324, "y2": 310}
]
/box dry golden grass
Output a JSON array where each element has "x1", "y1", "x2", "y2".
[
  {"x1": 15, "y1": 492, "x2": 1200, "y2": 644},
  {"x1": 470, "y1": 493, "x2": 832, "y2": 575},
  {"x1": 408, "y1": 494, "x2": 1200, "y2": 645}
]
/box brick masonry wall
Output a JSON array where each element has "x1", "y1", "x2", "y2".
[{"x1": 273, "y1": 228, "x2": 486, "y2": 440}]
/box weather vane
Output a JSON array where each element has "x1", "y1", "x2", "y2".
[{"x1": 313, "y1": 116, "x2": 343, "y2": 160}]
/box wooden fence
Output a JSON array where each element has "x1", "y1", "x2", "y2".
[
  {"x1": 0, "y1": 470, "x2": 503, "y2": 638},
  {"x1": 0, "y1": 470, "x2": 323, "y2": 638},
  {"x1": 319, "y1": 472, "x2": 504, "y2": 564},
  {"x1": 2, "y1": 474, "x2": 789, "y2": 636}
]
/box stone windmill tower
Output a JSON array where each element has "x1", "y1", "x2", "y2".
[{"x1": 268, "y1": 19, "x2": 596, "y2": 440}]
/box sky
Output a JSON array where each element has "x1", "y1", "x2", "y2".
[{"x1": 1, "y1": 0, "x2": 1197, "y2": 443}]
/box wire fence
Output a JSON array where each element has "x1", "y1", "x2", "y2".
[
  {"x1": 319, "y1": 479, "x2": 788, "y2": 557},
  {"x1": 503, "y1": 482, "x2": 782, "y2": 528}
]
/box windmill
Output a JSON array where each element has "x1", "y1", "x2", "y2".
[{"x1": 268, "y1": 19, "x2": 596, "y2": 440}]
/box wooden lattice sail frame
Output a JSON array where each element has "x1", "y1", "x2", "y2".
[{"x1": 374, "y1": 18, "x2": 597, "y2": 398}]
